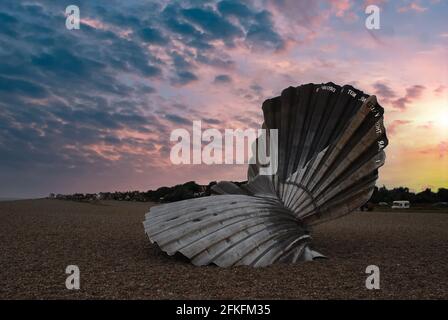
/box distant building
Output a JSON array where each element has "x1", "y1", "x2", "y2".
[{"x1": 391, "y1": 200, "x2": 410, "y2": 209}]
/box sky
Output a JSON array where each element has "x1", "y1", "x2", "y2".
[{"x1": 0, "y1": 0, "x2": 447, "y2": 198}]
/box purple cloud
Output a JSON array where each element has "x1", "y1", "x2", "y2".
[{"x1": 392, "y1": 85, "x2": 426, "y2": 110}]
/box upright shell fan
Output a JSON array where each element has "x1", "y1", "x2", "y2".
[{"x1": 143, "y1": 83, "x2": 388, "y2": 267}]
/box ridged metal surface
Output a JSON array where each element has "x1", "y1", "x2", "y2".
[{"x1": 144, "y1": 82, "x2": 388, "y2": 267}]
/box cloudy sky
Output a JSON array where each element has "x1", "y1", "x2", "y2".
[{"x1": 0, "y1": 0, "x2": 447, "y2": 198}]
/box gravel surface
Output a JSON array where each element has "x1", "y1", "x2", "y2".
[{"x1": 0, "y1": 199, "x2": 447, "y2": 299}]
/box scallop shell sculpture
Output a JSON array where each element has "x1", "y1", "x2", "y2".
[{"x1": 143, "y1": 82, "x2": 388, "y2": 267}]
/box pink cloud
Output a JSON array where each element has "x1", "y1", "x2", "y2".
[
  {"x1": 267, "y1": 0, "x2": 326, "y2": 29},
  {"x1": 387, "y1": 119, "x2": 412, "y2": 135},
  {"x1": 398, "y1": 2, "x2": 428, "y2": 13},
  {"x1": 80, "y1": 18, "x2": 106, "y2": 30},
  {"x1": 418, "y1": 121, "x2": 434, "y2": 130},
  {"x1": 364, "y1": 0, "x2": 388, "y2": 6},
  {"x1": 330, "y1": 0, "x2": 353, "y2": 17},
  {"x1": 434, "y1": 85, "x2": 446, "y2": 95},
  {"x1": 419, "y1": 141, "x2": 448, "y2": 158}
]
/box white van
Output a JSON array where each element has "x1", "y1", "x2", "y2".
[{"x1": 391, "y1": 201, "x2": 410, "y2": 209}]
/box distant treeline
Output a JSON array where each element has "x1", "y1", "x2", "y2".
[
  {"x1": 370, "y1": 186, "x2": 448, "y2": 204},
  {"x1": 50, "y1": 181, "x2": 218, "y2": 203},
  {"x1": 50, "y1": 182, "x2": 448, "y2": 205}
]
